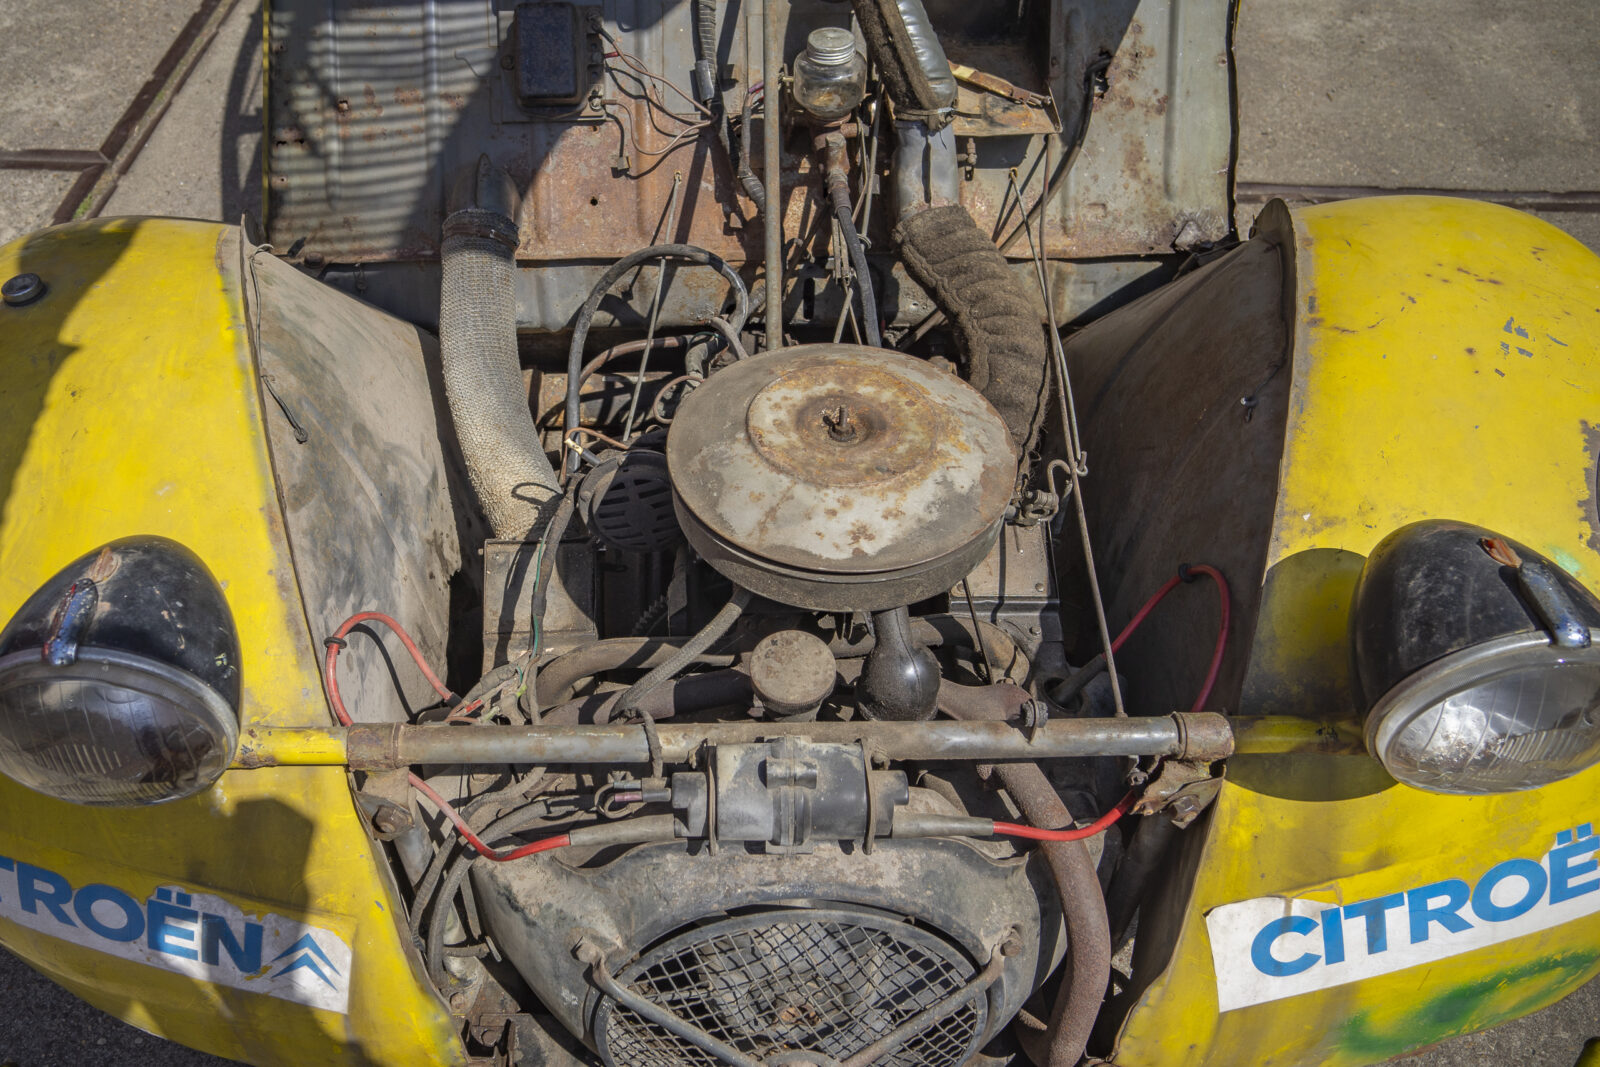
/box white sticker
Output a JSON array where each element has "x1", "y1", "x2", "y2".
[
  {"x1": 0, "y1": 854, "x2": 352, "y2": 1013},
  {"x1": 1206, "y1": 822, "x2": 1600, "y2": 1012}
]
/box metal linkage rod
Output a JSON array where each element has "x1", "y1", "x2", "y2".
[{"x1": 232, "y1": 713, "x2": 1234, "y2": 770}]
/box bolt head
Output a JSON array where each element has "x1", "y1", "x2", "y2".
[
  {"x1": 448, "y1": 990, "x2": 470, "y2": 1012},
  {"x1": 2, "y1": 273, "x2": 45, "y2": 307}
]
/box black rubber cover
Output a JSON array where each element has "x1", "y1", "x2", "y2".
[
  {"x1": 0, "y1": 536, "x2": 241, "y2": 709},
  {"x1": 1350, "y1": 519, "x2": 1600, "y2": 707},
  {"x1": 857, "y1": 606, "x2": 940, "y2": 720},
  {"x1": 893, "y1": 204, "x2": 1051, "y2": 453}
]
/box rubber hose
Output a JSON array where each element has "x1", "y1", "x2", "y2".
[
  {"x1": 941, "y1": 695, "x2": 1111, "y2": 1067},
  {"x1": 564, "y1": 244, "x2": 748, "y2": 472},
  {"x1": 556, "y1": 669, "x2": 754, "y2": 725},
  {"x1": 540, "y1": 613, "x2": 1025, "y2": 707},
  {"x1": 826, "y1": 166, "x2": 882, "y2": 347},
  {"x1": 536, "y1": 638, "x2": 739, "y2": 706},
  {"x1": 440, "y1": 161, "x2": 561, "y2": 539},
  {"x1": 893, "y1": 203, "x2": 1051, "y2": 453},
  {"x1": 613, "y1": 587, "x2": 753, "y2": 715},
  {"x1": 695, "y1": 0, "x2": 767, "y2": 213}
]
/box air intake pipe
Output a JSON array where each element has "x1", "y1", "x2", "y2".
[
  {"x1": 850, "y1": 0, "x2": 1050, "y2": 455},
  {"x1": 440, "y1": 156, "x2": 561, "y2": 539}
]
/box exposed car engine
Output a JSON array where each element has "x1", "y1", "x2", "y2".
[{"x1": 257, "y1": 0, "x2": 1236, "y2": 1062}]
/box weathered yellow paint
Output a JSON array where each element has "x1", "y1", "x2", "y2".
[
  {"x1": 234, "y1": 726, "x2": 351, "y2": 767},
  {"x1": 1111, "y1": 198, "x2": 1600, "y2": 1066},
  {"x1": 0, "y1": 219, "x2": 462, "y2": 1066}
]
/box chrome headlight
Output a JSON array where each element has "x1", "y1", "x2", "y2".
[
  {"x1": 0, "y1": 538, "x2": 241, "y2": 805},
  {"x1": 1352, "y1": 520, "x2": 1600, "y2": 794}
]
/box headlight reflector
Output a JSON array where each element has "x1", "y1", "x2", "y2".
[
  {"x1": 0, "y1": 538, "x2": 241, "y2": 806},
  {"x1": 1353, "y1": 520, "x2": 1600, "y2": 795}
]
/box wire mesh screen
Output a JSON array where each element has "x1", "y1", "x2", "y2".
[{"x1": 594, "y1": 906, "x2": 987, "y2": 1067}]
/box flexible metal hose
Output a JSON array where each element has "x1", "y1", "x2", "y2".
[{"x1": 440, "y1": 158, "x2": 561, "y2": 539}]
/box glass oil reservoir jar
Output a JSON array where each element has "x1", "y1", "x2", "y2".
[{"x1": 792, "y1": 27, "x2": 867, "y2": 122}]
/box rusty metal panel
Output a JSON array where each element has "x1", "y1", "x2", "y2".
[
  {"x1": 266, "y1": 0, "x2": 1231, "y2": 266},
  {"x1": 951, "y1": 0, "x2": 1234, "y2": 258},
  {"x1": 266, "y1": 0, "x2": 834, "y2": 264}
]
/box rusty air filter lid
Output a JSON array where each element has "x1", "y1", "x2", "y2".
[{"x1": 667, "y1": 344, "x2": 1017, "y2": 611}]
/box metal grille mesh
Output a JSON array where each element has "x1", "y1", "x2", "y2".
[{"x1": 595, "y1": 906, "x2": 985, "y2": 1067}]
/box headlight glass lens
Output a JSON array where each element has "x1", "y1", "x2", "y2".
[
  {"x1": 0, "y1": 649, "x2": 237, "y2": 805},
  {"x1": 1368, "y1": 634, "x2": 1600, "y2": 794}
]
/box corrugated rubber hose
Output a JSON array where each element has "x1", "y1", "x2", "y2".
[
  {"x1": 440, "y1": 160, "x2": 561, "y2": 539},
  {"x1": 894, "y1": 204, "x2": 1051, "y2": 453}
]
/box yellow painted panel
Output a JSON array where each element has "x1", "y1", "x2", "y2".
[
  {"x1": 1113, "y1": 198, "x2": 1600, "y2": 1066},
  {"x1": 0, "y1": 219, "x2": 461, "y2": 1066},
  {"x1": 1270, "y1": 195, "x2": 1600, "y2": 575}
]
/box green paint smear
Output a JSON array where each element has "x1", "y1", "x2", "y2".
[{"x1": 1337, "y1": 951, "x2": 1600, "y2": 1062}]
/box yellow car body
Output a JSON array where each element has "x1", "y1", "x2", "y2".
[{"x1": 0, "y1": 195, "x2": 1595, "y2": 1065}]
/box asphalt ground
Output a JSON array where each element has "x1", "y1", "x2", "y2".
[{"x1": 0, "y1": 0, "x2": 1597, "y2": 1064}]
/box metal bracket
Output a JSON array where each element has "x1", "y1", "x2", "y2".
[{"x1": 1131, "y1": 759, "x2": 1223, "y2": 828}]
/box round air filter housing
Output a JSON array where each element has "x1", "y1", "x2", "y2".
[{"x1": 666, "y1": 345, "x2": 1017, "y2": 611}]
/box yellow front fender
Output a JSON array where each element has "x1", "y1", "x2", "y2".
[
  {"x1": 0, "y1": 218, "x2": 462, "y2": 1066},
  {"x1": 1103, "y1": 197, "x2": 1600, "y2": 1066}
]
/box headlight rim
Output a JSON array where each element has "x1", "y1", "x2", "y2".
[
  {"x1": 0, "y1": 644, "x2": 240, "y2": 805},
  {"x1": 1365, "y1": 627, "x2": 1600, "y2": 794}
]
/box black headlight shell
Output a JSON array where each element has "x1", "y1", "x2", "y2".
[
  {"x1": 0, "y1": 537, "x2": 241, "y2": 805},
  {"x1": 1352, "y1": 520, "x2": 1600, "y2": 794}
]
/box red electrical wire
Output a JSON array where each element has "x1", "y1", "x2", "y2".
[
  {"x1": 992, "y1": 789, "x2": 1138, "y2": 843},
  {"x1": 321, "y1": 612, "x2": 548, "y2": 859},
  {"x1": 408, "y1": 773, "x2": 573, "y2": 862},
  {"x1": 323, "y1": 610, "x2": 456, "y2": 727},
  {"x1": 990, "y1": 563, "x2": 1231, "y2": 842},
  {"x1": 1108, "y1": 564, "x2": 1231, "y2": 714},
  {"x1": 324, "y1": 564, "x2": 1227, "y2": 855}
]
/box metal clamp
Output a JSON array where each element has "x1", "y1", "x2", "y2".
[{"x1": 860, "y1": 738, "x2": 879, "y2": 856}]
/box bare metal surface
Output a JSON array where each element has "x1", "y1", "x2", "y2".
[
  {"x1": 259, "y1": 0, "x2": 1229, "y2": 265},
  {"x1": 761, "y1": 0, "x2": 784, "y2": 346},
  {"x1": 328, "y1": 713, "x2": 1227, "y2": 768},
  {"x1": 959, "y1": 0, "x2": 1234, "y2": 258}
]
